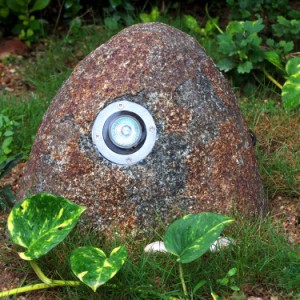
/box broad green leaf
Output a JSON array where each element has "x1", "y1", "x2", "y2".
[
  {"x1": 8, "y1": 193, "x2": 86, "y2": 260},
  {"x1": 6, "y1": 0, "x2": 26, "y2": 13},
  {"x1": 263, "y1": 51, "x2": 284, "y2": 71},
  {"x1": 2, "y1": 137, "x2": 13, "y2": 154},
  {"x1": 4, "y1": 130, "x2": 14, "y2": 137},
  {"x1": 163, "y1": 213, "x2": 234, "y2": 263},
  {"x1": 217, "y1": 58, "x2": 236, "y2": 72},
  {"x1": 70, "y1": 246, "x2": 127, "y2": 292},
  {"x1": 237, "y1": 61, "x2": 253, "y2": 74},
  {"x1": 30, "y1": 0, "x2": 50, "y2": 13},
  {"x1": 104, "y1": 16, "x2": 120, "y2": 31},
  {"x1": 230, "y1": 286, "x2": 241, "y2": 291},
  {"x1": 286, "y1": 57, "x2": 300, "y2": 76},
  {"x1": 282, "y1": 57, "x2": 300, "y2": 110}
]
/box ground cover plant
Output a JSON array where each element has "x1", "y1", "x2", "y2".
[
  {"x1": 0, "y1": 193, "x2": 235, "y2": 299},
  {"x1": 0, "y1": 1, "x2": 299, "y2": 299}
]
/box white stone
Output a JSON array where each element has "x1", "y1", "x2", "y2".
[{"x1": 144, "y1": 241, "x2": 168, "y2": 253}]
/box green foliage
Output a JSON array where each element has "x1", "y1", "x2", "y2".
[
  {"x1": 216, "y1": 18, "x2": 264, "y2": 74},
  {"x1": 164, "y1": 213, "x2": 234, "y2": 263},
  {"x1": 70, "y1": 246, "x2": 127, "y2": 291},
  {"x1": 0, "y1": 153, "x2": 23, "y2": 211},
  {"x1": 140, "y1": 6, "x2": 160, "y2": 23},
  {"x1": 0, "y1": 0, "x2": 9, "y2": 18},
  {"x1": 282, "y1": 57, "x2": 300, "y2": 110},
  {"x1": 103, "y1": 0, "x2": 135, "y2": 33},
  {"x1": 164, "y1": 212, "x2": 234, "y2": 297},
  {"x1": 183, "y1": 14, "x2": 201, "y2": 34},
  {"x1": 226, "y1": 0, "x2": 293, "y2": 22},
  {"x1": 0, "y1": 110, "x2": 20, "y2": 163},
  {"x1": 63, "y1": 0, "x2": 82, "y2": 19},
  {"x1": 272, "y1": 16, "x2": 300, "y2": 42},
  {"x1": 5, "y1": 0, "x2": 50, "y2": 45},
  {"x1": 216, "y1": 267, "x2": 240, "y2": 292},
  {"x1": 0, "y1": 193, "x2": 127, "y2": 298},
  {"x1": 8, "y1": 193, "x2": 86, "y2": 260}
]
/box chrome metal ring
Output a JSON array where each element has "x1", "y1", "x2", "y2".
[{"x1": 92, "y1": 100, "x2": 157, "y2": 165}]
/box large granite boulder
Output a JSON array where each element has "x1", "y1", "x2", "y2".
[{"x1": 18, "y1": 23, "x2": 267, "y2": 231}]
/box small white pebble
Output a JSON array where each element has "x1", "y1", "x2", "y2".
[
  {"x1": 209, "y1": 236, "x2": 235, "y2": 252},
  {"x1": 144, "y1": 241, "x2": 167, "y2": 253}
]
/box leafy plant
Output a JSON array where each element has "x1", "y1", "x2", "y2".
[
  {"x1": 272, "y1": 16, "x2": 300, "y2": 42},
  {"x1": 0, "y1": 153, "x2": 23, "y2": 211},
  {"x1": 6, "y1": 0, "x2": 50, "y2": 45},
  {"x1": 182, "y1": 6, "x2": 221, "y2": 60},
  {"x1": 139, "y1": 6, "x2": 160, "y2": 23},
  {"x1": 216, "y1": 267, "x2": 240, "y2": 292},
  {"x1": 226, "y1": 0, "x2": 297, "y2": 23},
  {"x1": 63, "y1": 0, "x2": 82, "y2": 19},
  {"x1": 282, "y1": 57, "x2": 300, "y2": 110},
  {"x1": 0, "y1": 193, "x2": 127, "y2": 297},
  {"x1": 0, "y1": 110, "x2": 20, "y2": 163},
  {"x1": 0, "y1": 0, "x2": 9, "y2": 18},
  {"x1": 163, "y1": 212, "x2": 234, "y2": 297},
  {"x1": 103, "y1": 0, "x2": 136, "y2": 33},
  {"x1": 216, "y1": 18, "x2": 265, "y2": 74}
]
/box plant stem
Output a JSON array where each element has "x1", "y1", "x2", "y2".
[
  {"x1": 0, "y1": 261, "x2": 81, "y2": 297},
  {"x1": 262, "y1": 67, "x2": 283, "y2": 90},
  {"x1": 0, "y1": 281, "x2": 80, "y2": 297},
  {"x1": 54, "y1": 0, "x2": 66, "y2": 34},
  {"x1": 30, "y1": 261, "x2": 52, "y2": 284},
  {"x1": 178, "y1": 262, "x2": 188, "y2": 297},
  {"x1": 205, "y1": 3, "x2": 224, "y2": 34},
  {"x1": 30, "y1": 260, "x2": 80, "y2": 286}
]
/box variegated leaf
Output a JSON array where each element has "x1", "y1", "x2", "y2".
[
  {"x1": 70, "y1": 246, "x2": 127, "y2": 292},
  {"x1": 164, "y1": 212, "x2": 234, "y2": 263},
  {"x1": 7, "y1": 193, "x2": 86, "y2": 260}
]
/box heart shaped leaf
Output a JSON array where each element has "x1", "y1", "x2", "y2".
[
  {"x1": 8, "y1": 193, "x2": 86, "y2": 260},
  {"x1": 164, "y1": 212, "x2": 234, "y2": 263},
  {"x1": 70, "y1": 246, "x2": 127, "y2": 292}
]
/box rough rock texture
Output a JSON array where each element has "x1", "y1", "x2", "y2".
[{"x1": 18, "y1": 23, "x2": 267, "y2": 231}]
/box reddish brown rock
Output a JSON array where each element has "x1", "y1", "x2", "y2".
[{"x1": 18, "y1": 23, "x2": 267, "y2": 231}]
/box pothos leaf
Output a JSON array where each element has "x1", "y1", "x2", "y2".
[
  {"x1": 163, "y1": 213, "x2": 234, "y2": 263},
  {"x1": 282, "y1": 57, "x2": 300, "y2": 110},
  {"x1": 70, "y1": 246, "x2": 127, "y2": 292},
  {"x1": 8, "y1": 193, "x2": 86, "y2": 260}
]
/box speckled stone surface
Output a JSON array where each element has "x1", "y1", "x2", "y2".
[{"x1": 18, "y1": 22, "x2": 267, "y2": 231}]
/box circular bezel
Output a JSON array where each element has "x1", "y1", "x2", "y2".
[{"x1": 92, "y1": 101, "x2": 157, "y2": 165}]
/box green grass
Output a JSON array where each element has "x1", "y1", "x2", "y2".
[
  {"x1": 0, "y1": 25, "x2": 110, "y2": 159},
  {"x1": 1, "y1": 215, "x2": 299, "y2": 299},
  {"x1": 240, "y1": 96, "x2": 300, "y2": 198},
  {"x1": 0, "y1": 20, "x2": 299, "y2": 299}
]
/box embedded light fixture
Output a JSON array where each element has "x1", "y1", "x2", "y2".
[{"x1": 92, "y1": 101, "x2": 157, "y2": 165}]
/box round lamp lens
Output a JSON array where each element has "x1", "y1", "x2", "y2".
[{"x1": 109, "y1": 115, "x2": 142, "y2": 149}]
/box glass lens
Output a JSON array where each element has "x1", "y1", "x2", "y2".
[{"x1": 109, "y1": 115, "x2": 142, "y2": 149}]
